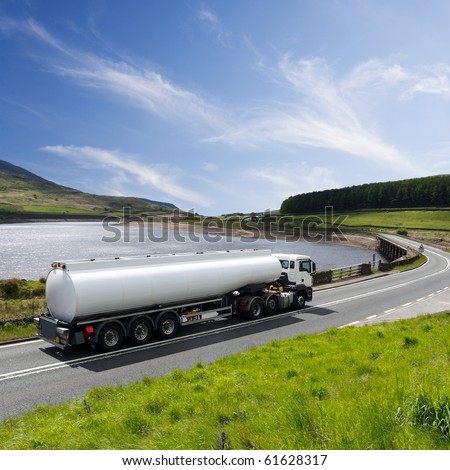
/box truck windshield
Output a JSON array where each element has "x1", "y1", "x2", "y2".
[{"x1": 299, "y1": 261, "x2": 312, "y2": 273}]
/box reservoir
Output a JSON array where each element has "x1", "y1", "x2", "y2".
[{"x1": 0, "y1": 222, "x2": 383, "y2": 280}]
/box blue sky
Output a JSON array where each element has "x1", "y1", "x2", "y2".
[{"x1": 1, "y1": 0, "x2": 449, "y2": 214}]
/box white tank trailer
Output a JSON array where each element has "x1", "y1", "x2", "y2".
[{"x1": 35, "y1": 249, "x2": 315, "y2": 352}]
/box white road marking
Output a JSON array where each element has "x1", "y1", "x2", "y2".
[
  {"x1": 340, "y1": 321, "x2": 360, "y2": 328},
  {"x1": 0, "y1": 339, "x2": 43, "y2": 349}
]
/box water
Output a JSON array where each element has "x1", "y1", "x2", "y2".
[{"x1": 0, "y1": 222, "x2": 382, "y2": 280}]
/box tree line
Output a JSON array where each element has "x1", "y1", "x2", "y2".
[{"x1": 280, "y1": 175, "x2": 449, "y2": 214}]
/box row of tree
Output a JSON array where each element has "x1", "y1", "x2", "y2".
[{"x1": 280, "y1": 175, "x2": 449, "y2": 214}]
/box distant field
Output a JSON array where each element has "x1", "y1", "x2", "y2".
[
  {"x1": 338, "y1": 210, "x2": 450, "y2": 231},
  {"x1": 279, "y1": 209, "x2": 449, "y2": 249}
]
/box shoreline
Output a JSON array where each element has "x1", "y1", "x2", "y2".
[{"x1": 141, "y1": 220, "x2": 380, "y2": 251}]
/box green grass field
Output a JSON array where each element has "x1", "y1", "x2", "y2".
[
  {"x1": 284, "y1": 209, "x2": 450, "y2": 248},
  {"x1": 1, "y1": 313, "x2": 449, "y2": 450},
  {"x1": 338, "y1": 210, "x2": 450, "y2": 231}
]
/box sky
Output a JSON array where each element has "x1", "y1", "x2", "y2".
[{"x1": 1, "y1": 0, "x2": 450, "y2": 215}]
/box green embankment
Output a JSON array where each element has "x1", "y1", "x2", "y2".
[
  {"x1": 338, "y1": 210, "x2": 450, "y2": 231},
  {"x1": 0, "y1": 313, "x2": 449, "y2": 450},
  {"x1": 284, "y1": 209, "x2": 450, "y2": 248}
]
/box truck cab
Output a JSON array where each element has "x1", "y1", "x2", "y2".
[{"x1": 272, "y1": 253, "x2": 316, "y2": 288}]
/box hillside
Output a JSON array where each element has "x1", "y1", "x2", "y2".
[
  {"x1": 280, "y1": 175, "x2": 450, "y2": 214},
  {"x1": 0, "y1": 160, "x2": 175, "y2": 219}
]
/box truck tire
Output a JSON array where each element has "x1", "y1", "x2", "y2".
[
  {"x1": 296, "y1": 292, "x2": 306, "y2": 310},
  {"x1": 248, "y1": 298, "x2": 264, "y2": 320},
  {"x1": 157, "y1": 312, "x2": 179, "y2": 340},
  {"x1": 265, "y1": 295, "x2": 278, "y2": 315},
  {"x1": 129, "y1": 317, "x2": 153, "y2": 346},
  {"x1": 97, "y1": 322, "x2": 124, "y2": 352}
]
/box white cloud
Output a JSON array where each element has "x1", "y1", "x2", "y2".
[
  {"x1": 3, "y1": 19, "x2": 226, "y2": 133},
  {"x1": 209, "y1": 55, "x2": 418, "y2": 172},
  {"x1": 197, "y1": 7, "x2": 231, "y2": 46},
  {"x1": 54, "y1": 58, "x2": 225, "y2": 131},
  {"x1": 203, "y1": 162, "x2": 218, "y2": 172},
  {"x1": 3, "y1": 18, "x2": 444, "y2": 179},
  {"x1": 249, "y1": 163, "x2": 339, "y2": 193},
  {"x1": 41, "y1": 145, "x2": 209, "y2": 206},
  {"x1": 402, "y1": 64, "x2": 450, "y2": 99},
  {"x1": 341, "y1": 58, "x2": 414, "y2": 92}
]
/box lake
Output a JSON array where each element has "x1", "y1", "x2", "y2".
[{"x1": 0, "y1": 222, "x2": 384, "y2": 280}]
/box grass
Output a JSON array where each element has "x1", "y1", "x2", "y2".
[
  {"x1": 0, "y1": 322, "x2": 36, "y2": 342},
  {"x1": 284, "y1": 209, "x2": 449, "y2": 231},
  {"x1": 0, "y1": 279, "x2": 47, "y2": 324},
  {"x1": 0, "y1": 312, "x2": 449, "y2": 450},
  {"x1": 284, "y1": 209, "x2": 450, "y2": 248},
  {"x1": 0, "y1": 279, "x2": 46, "y2": 340},
  {"x1": 338, "y1": 209, "x2": 450, "y2": 231},
  {"x1": 391, "y1": 253, "x2": 427, "y2": 271}
]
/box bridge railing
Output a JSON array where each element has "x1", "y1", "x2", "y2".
[
  {"x1": 331, "y1": 264, "x2": 367, "y2": 281},
  {"x1": 314, "y1": 263, "x2": 372, "y2": 285}
]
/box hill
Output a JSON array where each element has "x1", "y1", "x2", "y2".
[
  {"x1": 0, "y1": 160, "x2": 175, "y2": 219},
  {"x1": 280, "y1": 175, "x2": 450, "y2": 214}
]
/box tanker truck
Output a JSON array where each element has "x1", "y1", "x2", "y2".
[{"x1": 34, "y1": 249, "x2": 315, "y2": 352}]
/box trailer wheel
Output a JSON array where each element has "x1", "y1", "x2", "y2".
[
  {"x1": 296, "y1": 292, "x2": 306, "y2": 310},
  {"x1": 97, "y1": 322, "x2": 124, "y2": 352},
  {"x1": 129, "y1": 317, "x2": 153, "y2": 346},
  {"x1": 265, "y1": 295, "x2": 278, "y2": 315},
  {"x1": 248, "y1": 298, "x2": 264, "y2": 320},
  {"x1": 157, "y1": 312, "x2": 179, "y2": 340}
]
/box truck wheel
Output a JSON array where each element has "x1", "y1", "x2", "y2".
[
  {"x1": 265, "y1": 295, "x2": 278, "y2": 315},
  {"x1": 157, "y1": 312, "x2": 179, "y2": 340},
  {"x1": 248, "y1": 298, "x2": 264, "y2": 320},
  {"x1": 296, "y1": 292, "x2": 306, "y2": 310},
  {"x1": 129, "y1": 317, "x2": 153, "y2": 346},
  {"x1": 97, "y1": 322, "x2": 124, "y2": 352}
]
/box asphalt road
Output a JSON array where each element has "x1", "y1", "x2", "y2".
[{"x1": 0, "y1": 236, "x2": 449, "y2": 421}]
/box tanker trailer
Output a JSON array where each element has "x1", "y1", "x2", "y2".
[{"x1": 34, "y1": 249, "x2": 315, "y2": 352}]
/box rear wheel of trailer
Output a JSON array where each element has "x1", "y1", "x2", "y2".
[{"x1": 97, "y1": 322, "x2": 124, "y2": 352}]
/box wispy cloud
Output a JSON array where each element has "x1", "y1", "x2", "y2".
[
  {"x1": 402, "y1": 64, "x2": 450, "y2": 99},
  {"x1": 343, "y1": 58, "x2": 450, "y2": 101},
  {"x1": 208, "y1": 55, "x2": 418, "y2": 172},
  {"x1": 203, "y1": 162, "x2": 218, "y2": 172},
  {"x1": 341, "y1": 58, "x2": 414, "y2": 92},
  {"x1": 0, "y1": 97, "x2": 48, "y2": 121},
  {"x1": 0, "y1": 18, "x2": 77, "y2": 57},
  {"x1": 3, "y1": 17, "x2": 447, "y2": 176},
  {"x1": 196, "y1": 7, "x2": 231, "y2": 47},
  {"x1": 54, "y1": 59, "x2": 225, "y2": 131},
  {"x1": 1, "y1": 18, "x2": 226, "y2": 133},
  {"x1": 249, "y1": 163, "x2": 340, "y2": 193},
  {"x1": 41, "y1": 145, "x2": 209, "y2": 206}
]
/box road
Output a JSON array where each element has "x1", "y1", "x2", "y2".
[{"x1": 0, "y1": 236, "x2": 449, "y2": 421}]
